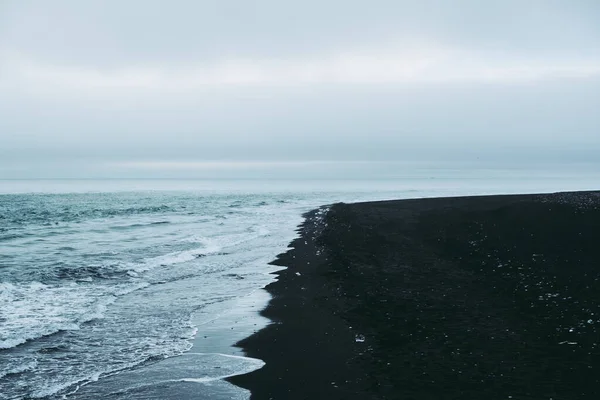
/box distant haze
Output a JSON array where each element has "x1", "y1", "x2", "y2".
[{"x1": 1, "y1": 0, "x2": 599, "y2": 179}]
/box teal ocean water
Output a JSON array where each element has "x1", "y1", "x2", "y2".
[{"x1": 0, "y1": 175, "x2": 597, "y2": 399}]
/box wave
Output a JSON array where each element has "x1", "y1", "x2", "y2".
[
  {"x1": 109, "y1": 220, "x2": 171, "y2": 231},
  {"x1": 2, "y1": 313, "x2": 198, "y2": 400},
  {"x1": 0, "y1": 238, "x2": 222, "y2": 349},
  {"x1": 1, "y1": 200, "x2": 176, "y2": 228},
  {"x1": 57, "y1": 246, "x2": 76, "y2": 251},
  {"x1": 28, "y1": 371, "x2": 104, "y2": 399},
  {"x1": 0, "y1": 281, "x2": 149, "y2": 350},
  {"x1": 124, "y1": 241, "x2": 223, "y2": 274},
  {"x1": 0, "y1": 232, "x2": 30, "y2": 243},
  {"x1": 0, "y1": 359, "x2": 38, "y2": 380},
  {"x1": 52, "y1": 264, "x2": 131, "y2": 281}
]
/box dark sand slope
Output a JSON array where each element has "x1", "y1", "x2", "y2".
[{"x1": 228, "y1": 191, "x2": 600, "y2": 400}]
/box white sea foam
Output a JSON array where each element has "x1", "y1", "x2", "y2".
[
  {"x1": 178, "y1": 353, "x2": 265, "y2": 383},
  {"x1": 0, "y1": 281, "x2": 121, "y2": 349},
  {"x1": 124, "y1": 239, "x2": 223, "y2": 274},
  {"x1": 0, "y1": 358, "x2": 38, "y2": 380},
  {"x1": 30, "y1": 369, "x2": 115, "y2": 399}
]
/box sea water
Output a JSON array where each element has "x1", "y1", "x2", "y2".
[{"x1": 1, "y1": 175, "x2": 597, "y2": 399}]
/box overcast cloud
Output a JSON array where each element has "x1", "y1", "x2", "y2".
[{"x1": 0, "y1": 0, "x2": 599, "y2": 178}]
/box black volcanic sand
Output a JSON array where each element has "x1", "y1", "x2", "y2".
[{"x1": 228, "y1": 191, "x2": 600, "y2": 400}]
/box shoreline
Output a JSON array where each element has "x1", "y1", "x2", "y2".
[{"x1": 228, "y1": 191, "x2": 600, "y2": 399}]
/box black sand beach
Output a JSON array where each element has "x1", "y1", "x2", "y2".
[{"x1": 228, "y1": 191, "x2": 600, "y2": 399}]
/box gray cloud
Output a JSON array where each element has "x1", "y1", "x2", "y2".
[
  {"x1": 0, "y1": 0, "x2": 599, "y2": 178},
  {"x1": 2, "y1": 0, "x2": 598, "y2": 65}
]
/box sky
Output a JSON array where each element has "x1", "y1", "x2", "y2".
[{"x1": 0, "y1": 0, "x2": 599, "y2": 179}]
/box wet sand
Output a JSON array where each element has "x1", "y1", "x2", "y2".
[{"x1": 229, "y1": 191, "x2": 600, "y2": 399}]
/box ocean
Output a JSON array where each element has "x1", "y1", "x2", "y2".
[{"x1": 1, "y1": 175, "x2": 597, "y2": 399}]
